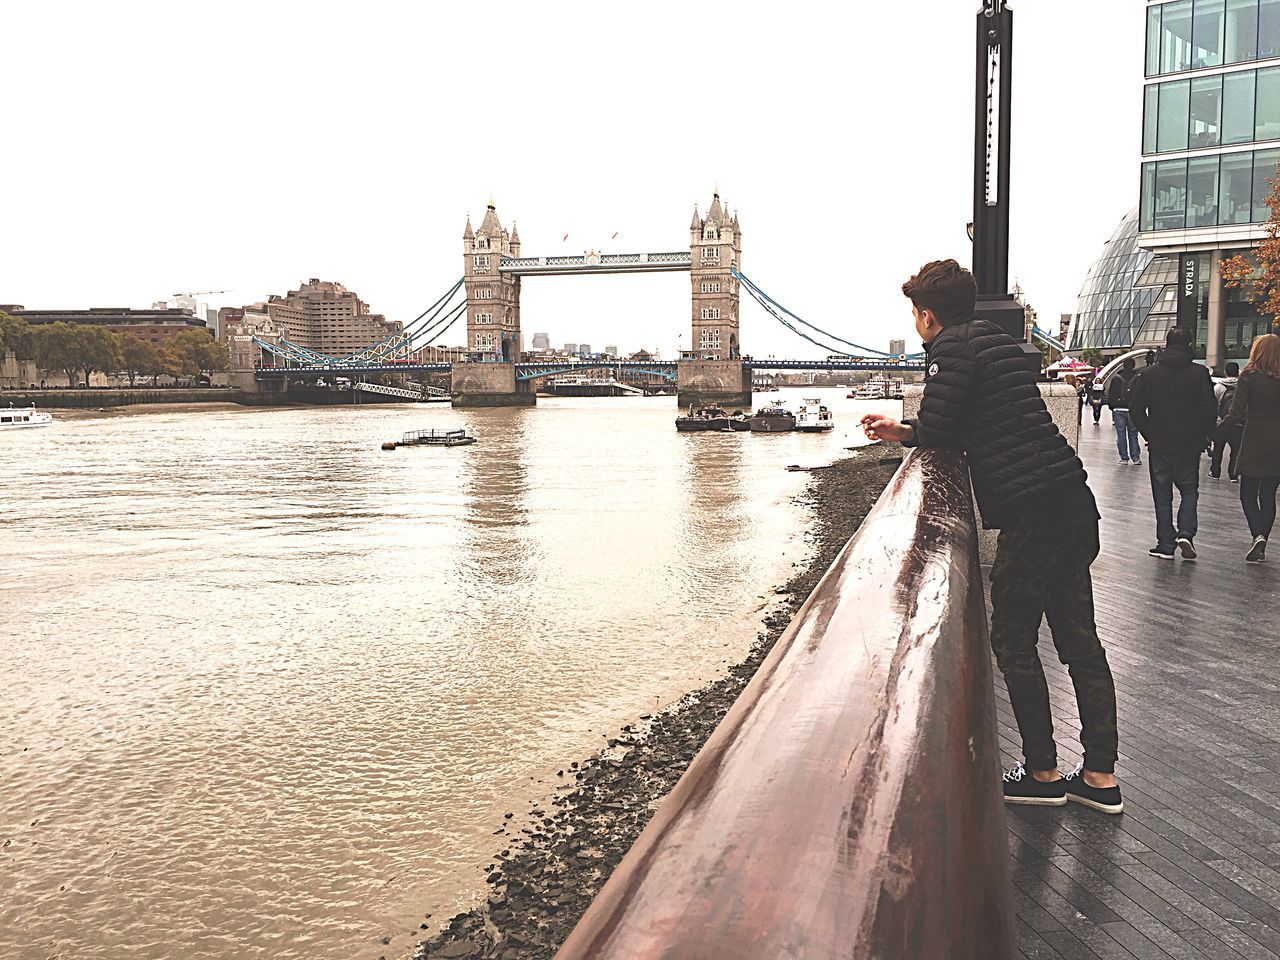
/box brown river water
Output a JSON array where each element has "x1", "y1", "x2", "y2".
[{"x1": 0, "y1": 389, "x2": 892, "y2": 960}]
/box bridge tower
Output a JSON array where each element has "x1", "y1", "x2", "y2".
[
  {"x1": 454, "y1": 199, "x2": 535, "y2": 406},
  {"x1": 677, "y1": 192, "x2": 752, "y2": 410}
]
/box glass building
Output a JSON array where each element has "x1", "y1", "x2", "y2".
[
  {"x1": 1069, "y1": 210, "x2": 1159, "y2": 351},
  {"x1": 1140, "y1": 0, "x2": 1280, "y2": 369}
]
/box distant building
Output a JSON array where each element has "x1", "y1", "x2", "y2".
[
  {"x1": 579, "y1": 343, "x2": 592, "y2": 356},
  {"x1": 604, "y1": 344, "x2": 618, "y2": 357},
  {"x1": 265, "y1": 279, "x2": 400, "y2": 356},
  {"x1": 1, "y1": 305, "x2": 209, "y2": 345},
  {"x1": 563, "y1": 343, "x2": 578, "y2": 354},
  {"x1": 889, "y1": 339, "x2": 906, "y2": 356},
  {"x1": 532, "y1": 332, "x2": 550, "y2": 350},
  {"x1": 1059, "y1": 313, "x2": 1072, "y2": 344}
]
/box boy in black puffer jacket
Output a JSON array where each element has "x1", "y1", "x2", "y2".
[{"x1": 862, "y1": 259, "x2": 1122, "y2": 814}]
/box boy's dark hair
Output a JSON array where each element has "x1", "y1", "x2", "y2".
[
  {"x1": 1226, "y1": 361, "x2": 1240, "y2": 375},
  {"x1": 1122, "y1": 357, "x2": 1136, "y2": 371},
  {"x1": 902, "y1": 259, "x2": 977, "y2": 327},
  {"x1": 1167, "y1": 326, "x2": 1193, "y2": 347}
]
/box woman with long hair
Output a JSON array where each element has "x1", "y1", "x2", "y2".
[{"x1": 1229, "y1": 333, "x2": 1280, "y2": 562}]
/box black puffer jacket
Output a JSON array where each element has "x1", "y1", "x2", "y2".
[
  {"x1": 1128, "y1": 345, "x2": 1217, "y2": 455},
  {"x1": 902, "y1": 317, "x2": 1094, "y2": 529}
]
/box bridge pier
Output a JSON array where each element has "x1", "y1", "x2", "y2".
[
  {"x1": 451, "y1": 361, "x2": 536, "y2": 408},
  {"x1": 676, "y1": 360, "x2": 752, "y2": 411}
]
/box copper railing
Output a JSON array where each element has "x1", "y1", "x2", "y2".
[{"x1": 555, "y1": 448, "x2": 1015, "y2": 960}]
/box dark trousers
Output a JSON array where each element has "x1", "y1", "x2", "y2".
[
  {"x1": 1091, "y1": 400, "x2": 1103, "y2": 424},
  {"x1": 990, "y1": 518, "x2": 1119, "y2": 775},
  {"x1": 1148, "y1": 452, "x2": 1201, "y2": 547},
  {"x1": 1241, "y1": 476, "x2": 1280, "y2": 538},
  {"x1": 1210, "y1": 431, "x2": 1240, "y2": 479}
]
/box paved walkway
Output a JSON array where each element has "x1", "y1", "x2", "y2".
[{"x1": 1000, "y1": 420, "x2": 1280, "y2": 960}]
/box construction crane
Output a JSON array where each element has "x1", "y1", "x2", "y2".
[{"x1": 172, "y1": 289, "x2": 229, "y2": 298}]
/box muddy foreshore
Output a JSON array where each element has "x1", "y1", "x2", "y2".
[{"x1": 413, "y1": 447, "x2": 903, "y2": 960}]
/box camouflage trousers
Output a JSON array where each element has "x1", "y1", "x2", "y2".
[{"x1": 990, "y1": 517, "x2": 1119, "y2": 774}]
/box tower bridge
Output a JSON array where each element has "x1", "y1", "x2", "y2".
[{"x1": 239, "y1": 191, "x2": 925, "y2": 405}]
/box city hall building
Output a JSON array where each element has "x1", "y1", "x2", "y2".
[{"x1": 1138, "y1": 0, "x2": 1280, "y2": 369}]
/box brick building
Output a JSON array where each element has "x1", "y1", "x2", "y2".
[
  {"x1": 264, "y1": 279, "x2": 400, "y2": 357},
  {"x1": 0, "y1": 305, "x2": 209, "y2": 344}
]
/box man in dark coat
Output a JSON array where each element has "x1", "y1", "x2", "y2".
[
  {"x1": 862, "y1": 259, "x2": 1122, "y2": 814},
  {"x1": 1128, "y1": 327, "x2": 1218, "y2": 560}
]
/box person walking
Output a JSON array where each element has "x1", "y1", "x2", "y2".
[
  {"x1": 1228, "y1": 334, "x2": 1280, "y2": 562},
  {"x1": 1128, "y1": 327, "x2": 1218, "y2": 561},
  {"x1": 1107, "y1": 358, "x2": 1142, "y2": 465},
  {"x1": 1211, "y1": 361, "x2": 1242, "y2": 481},
  {"x1": 1065, "y1": 373, "x2": 1084, "y2": 425},
  {"x1": 861, "y1": 259, "x2": 1122, "y2": 814},
  {"x1": 1088, "y1": 376, "x2": 1105, "y2": 426}
]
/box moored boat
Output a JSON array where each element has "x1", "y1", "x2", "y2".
[
  {"x1": 749, "y1": 404, "x2": 795, "y2": 433},
  {"x1": 0, "y1": 404, "x2": 53, "y2": 429},
  {"x1": 728, "y1": 410, "x2": 751, "y2": 431},
  {"x1": 675, "y1": 405, "x2": 733, "y2": 432},
  {"x1": 795, "y1": 398, "x2": 835, "y2": 433},
  {"x1": 382, "y1": 428, "x2": 476, "y2": 450}
]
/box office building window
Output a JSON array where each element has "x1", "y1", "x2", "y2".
[
  {"x1": 1156, "y1": 158, "x2": 1189, "y2": 229},
  {"x1": 1159, "y1": 79, "x2": 1191, "y2": 152},
  {"x1": 1258, "y1": 66, "x2": 1280, "y2": 141},
  {"x1": 1253, "y1": 147, "x2": 1280, "y2": 217},
  {"x1": 1227, "y1": 0, "x2": 1260, "y2": 61},
  {"x1": 1188, "y1": 155, "x2": 1222, "y2": 225},
  {"x1": 1194, "y1": 0, "x2": 1226, "y2": 66},
  {"x1": 1221, "y1": 151, "x2": 1255, "y2": 222},
  {"x1": 1148, "y1": 5, "x2": 1164, "y2": 75},
  {"x1": 1162, "y1": 0, "x2": 1194, "y2": 73},
  {"x1": 1144, "y1": 85, "x2": 1160, "y2": 154},
  {"x1": 1262, "y1": 0, "x2": 1280, "y2": 57},
  {"x1": 1190, "y1": 74, "x2": 1224, "y2": 147},
  {"x1": 1224, "y1": 70, "x2": 1257, "y2": 143},
  {"x1": 1142, "y1": 163, "x2": 1158, "y2": 231}
]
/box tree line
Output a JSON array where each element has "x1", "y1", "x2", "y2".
[{"x1": 0, "y1": 312, "x2": 229, "y2": 387}]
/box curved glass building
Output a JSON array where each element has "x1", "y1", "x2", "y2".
[{"x1": 1068, "y1": 210, "x2": 1161, "y2": 352}]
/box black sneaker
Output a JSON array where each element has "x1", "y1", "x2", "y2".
[
  {"x1": 1176, "y1": 536, "x2": 1197, "y2": 561},
  {"x1": 1247, "y1": 536, "x2": 1268, "y2": 563},
  {"x1": 1210, "y1": 470, "x2": 1221, "y2": 479},
  {"x1": 1149, "y1": 545, "x2": 1175, "y2": 560},
  {"x1": 1002, "y1": 762, "x2": 1067, "y2": 806},
  {"x1": 1062, "y1": 764, "x2": 1124, "y2": 814}
]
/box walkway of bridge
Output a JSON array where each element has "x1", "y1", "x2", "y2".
[{"x1": 1002, "y1": 421, "x2": 1280, "y2": 960}]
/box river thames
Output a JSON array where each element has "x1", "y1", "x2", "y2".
[{"x1": 0, "y1": 389, "x2": 892, "y2": 960}]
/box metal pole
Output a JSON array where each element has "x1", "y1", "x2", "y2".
[
  {"x1": 972, "y1": 3, "x2": 1013, "y2": 297},
  {"x1": 995, "y1": 6, "x2": 1013, "y2": 295}
]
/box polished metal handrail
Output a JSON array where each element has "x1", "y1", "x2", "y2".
[{"x1": 555, "y1": 448, "x2": 1015, "y2": 960}]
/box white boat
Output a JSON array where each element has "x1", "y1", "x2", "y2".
[
  {"x1": 1, "y1": 404, "x2": 53, "y2": 429},
  {"x1": 795, "y1": 398, "x2": 835, "y2": 433},
  {"x1": 853, "y1": 378, "x2": 905, "y2": 400}
]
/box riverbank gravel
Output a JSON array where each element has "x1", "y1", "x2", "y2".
[{"x1": 413, "y1": 448, "x2": 902, "y2": 960}]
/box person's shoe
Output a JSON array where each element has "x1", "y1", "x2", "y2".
[
  {"x1": 1149, "y1": 544, "x2": 1175, "y2": 560},
  {"x1": 1118, "y1": 458, "x2": 1130, "y2": 464},
  {"x1": 1002, "y1": 762, "x2": 1067, "y2": 806},
  {"x1": 1133, "y1": 458, "x2": 1143, "y2": 466},
  {"x1": 1063, "y1": 764, "x2": 1124, "y2": 814},
  {"x1": 1247, "y1": 536, "x2": 1268, "y2": 563},
  {"x1": 1176, "y1": 536, "x2": 1197, "y2": 561},
  {"x1": 1232, "y1": 476, "x2": 1241, "y2": 483},
  {"x1": 1210, "y1": 469, "x2": 1221, "y2": 479}
]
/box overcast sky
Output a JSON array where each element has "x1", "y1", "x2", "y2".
[{"x1": 4, "y1": 1, "x2": 1144, "y2": 359}]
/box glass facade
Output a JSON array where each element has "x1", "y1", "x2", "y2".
[
  {"x1": 1070, "y1": 210, "x2": 1160, "y2": 351},
  {"x1": 1140, "y1": 146, "x2": 1280, "y2": 229},
  {"x1": 1148, "y1": 0, "x2": 1280, "y2": 75},
  {"x1": 1142, "y1": 65, "x2": 1280, "y2": 154}
]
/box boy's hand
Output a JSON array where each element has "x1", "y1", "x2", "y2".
[{"x1": 861, "y1": 414, "x2": 914, "y2": 443}]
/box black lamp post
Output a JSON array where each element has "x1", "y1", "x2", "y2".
[{"x1": 971, "y1": 1, "x2": 1042, "y2": 369}]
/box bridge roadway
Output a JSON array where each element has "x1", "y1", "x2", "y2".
[
  {"x1": 1004, "y1": 423, "x2": 1280, "y2": 960},
  {"x1": 252, "y1": 358, "x2": 927, "y2": 379}
]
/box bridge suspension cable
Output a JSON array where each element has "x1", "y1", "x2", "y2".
[{"x1": 733, "y1": 269, "x2": 926, "y2": 360}]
